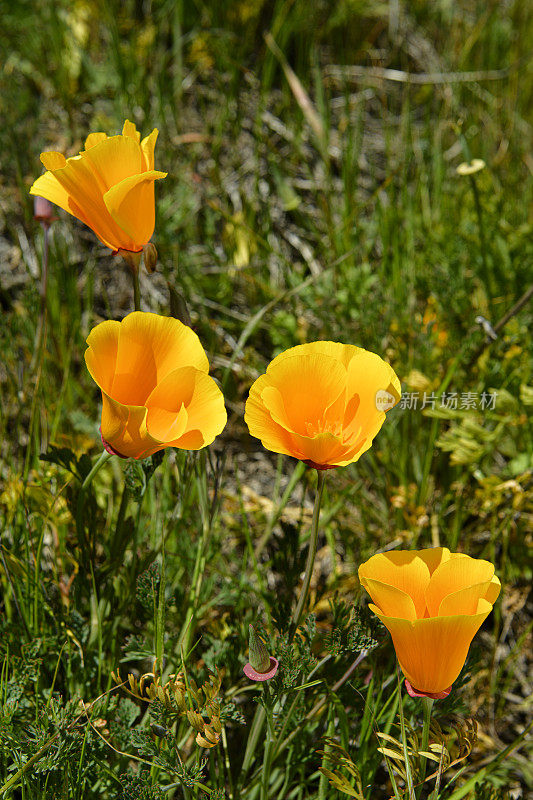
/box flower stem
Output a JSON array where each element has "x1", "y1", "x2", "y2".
[
  {"x1": 417, "y1": 697, "x2": 434, "y2": 799},
  {"x1": 132, "y1": 267, "x2": 141, "y2": 311},
  {"x1": 75, "y1": 450, "x2": 113, "y2": 560},
  {"x1": 289, "y1": 469, "x2": 325, "y2": 640},
  {"x1": 119, "y1": 249, "x2": 142, "y2": 311},
  {"x1": 240, "y1": 704, "x2": 266, "y2": 783},
  {"x1": 469, "y1": 174, "x2": 491, "y2": 296},
  {"x1": 260, "y1": 683, "x2": 274, "y2": 800},
  {"x1": 397, "y1": 669, "x2": 416, "y2": 800},
  {"x1": 178, "y1": 453, "x2": 211, "y2": 656},
  {"x1": 155, "y1": 534, "x2": 166, "y2": 671}
]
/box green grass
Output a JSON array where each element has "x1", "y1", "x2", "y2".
[{"x1": 0, "y1": 0, "x2": 532, "y2": 798}]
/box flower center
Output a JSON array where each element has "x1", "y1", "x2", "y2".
[{"x1": 304, "y1": 419, "x2": 342, "y2": 438}]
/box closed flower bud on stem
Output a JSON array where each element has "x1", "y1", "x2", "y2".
[
  {"x1": 33, "y1": 196, "x2": 56, "y2": 228},
  {"x1": 244, "y1": 625, "x2": 279, "y2": 681}
]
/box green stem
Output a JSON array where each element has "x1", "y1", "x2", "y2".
[
  {"x1": 0, "y1": 734, "x2": 60, "y2": 796},
  {"x1": 156, "y1": 535, "x2": 167, "y2": 669},
  {"x1": 254, "y1": 459, "x2": 306, "y2": 560},
  {"x1": 178, "y1": 518, "x2": 208, "y2": 657},
  {"x1": 469, "y1": 175, "x2": 491, "y2": 295},
  {"x1": 75, "y1": 451, "x2": 113, "y2": 558},
  {"x1": 118, "y1": 249, "x2": 142, "y2": 311},
  {"x1": 397, "y1": 670, "x2": 416, "y2": 800},
  {"x1": 260, "y1": 684, "x2": 274, "y2": 800},
  {"x1": 289, "y1": 469, "x2": 325, "y2": 639},
  {"x1": 417, "y1": 697, "x2": 434, "y2": 799},
  {"x1": 178, "y1": 453, "x2": 214, "y2": 658},
  {"x1": 22, "y1": 224, "x2": 50, "y2": 485},
  {"x1": 114, "y1": 484, "x2": 130, "y2": 544},
  {"x1": 240, "y1": 705, "x2": 266, "y2": 783},
  {"x1": 133, "y1": 267, "x2": 141, "y2": 311}
]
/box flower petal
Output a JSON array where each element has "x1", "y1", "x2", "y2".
[
  {"x1": 31, "y1": 155, "x2": 134, "y2": 250},
  {"x1": 84, "y1": 132, "x2": 107, "y2": 150},
  {"x1": 109, "y1": 312, "x2": 208, "y2": 407},
  {"x1": 147, "y1": 402, "x2": 189, "y2": 443},
  {"x1": 30, "y1": 172, "x2": 73, "y2": 216},
  {"x1": 100, "y1": 391, "x2": 160, "y2": 459},
  {"x1": 359, "y1": 552, "x2": 431, "y2": 619},
  {"x1": 82, "y1": 135, "x2": 143, "y2": 193},
  {"x1": 267, "y1": 341, "x2": 356, "y2": 371},
  {"x1": 84, "y1": 320, "x2": 121, "y2": 393},
  {"x1": 288, "y1": 430, "x2": 346, "y2": 467},
  {"x1": 374, "y1": 601, "x2": 493, "y2": 693},
  {"x1": 438, "y1": 582, "x2": 496, "y2": 616},
  {"x1": 342, "y1": 348, "x2": 400, "y2": 440},
  {"x1": 40, "y1": 152, "x2": 67, "y2": 170},
  {"x1": 415, "y1": 547, "x2": 451, "y2": 575},
  {"x1": 425, "y1": 556, "x2": 495, "y2": 617},
  {"x1": 262, "y1": 353, "x2": 347, "y2": 436},
  {"x1": 244, "y1": 388, "x2": 300, "y2": 459},
  {"x1": 141, "y1": 129, "x2": 159, "y2": 171},
  {"x1": 103, "y1": 170, "x2": 166, "y2": 245},
  {"x1": 361, "y1": 578, "x2": 417, "y2": 620},
  {"x1": 485, "y1": 575, "x2": 501, "y2": 605},
  {"x1": 122, "y1": 119, "x2": 141, "y2": 142},
  {"x1": 146, "y1": 366, "x2": 226, "y2": 449}
]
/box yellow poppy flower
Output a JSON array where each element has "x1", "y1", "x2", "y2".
[
  {"x1": 85, "y1": 312, "x2": 227, "y2": 459},
  {"x1": 29, "y1": 120, "x2": 167, "y2": 253},
  {"x1": 244, "y1": 342, "x2": 400, "y2": 469},
  {"x1": 359, "y1": 548, "x2": 501, "y2": 694}
]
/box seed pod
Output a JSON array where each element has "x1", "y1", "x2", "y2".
[
  {"x1": 210, "y1": 715, "x2": 222, "y2": 734},
  {"x1": 151, "y1": 722, "x2": 168, "y2": 738},
  {"x1": 186, "y1": 709, "x2": 205, "y2": 732},
  {"x1": 173, "y1": 687, "x2": 187, "y2": 711}
]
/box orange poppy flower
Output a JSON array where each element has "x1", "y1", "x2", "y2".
[
  {"x1": 244, "y1": 342, "x2": 400, "y2": 469},
  {"x1": 359, "y1": 548, "x2": 501, "y2": 695},
  {"x1": 85, "y1": 312, "x2": 227, "y2": 459},
  {"x1": 29, "y1": 120, "x2": 167, "y2": 253}
]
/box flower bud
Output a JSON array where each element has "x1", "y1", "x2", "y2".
[
  {"x1": 33, "y1": 196, "x2": 56, "y2": 228},
  {"x1": 143, "y1": 242, "x2": 158, "y2": 273},
  {"x1": 248, "y1": 625, "x2": 270, "y2": 672},
  {"x1": 243, "y1": 625, "x2": 279, "y2": 682}
]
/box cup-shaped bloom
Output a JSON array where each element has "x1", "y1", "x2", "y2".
[
  {"x1": 359, "y1": 548, "x2": 501, "y2": 694},
  {"x1": 85, "y1": 312, "x2": 227, "y2": 459},
  {"x1": 29, "y1": 120, "x2": 167, "y2": 253},
  {"x1": 244, "y1": 342, "x2": 400, "y2": 469}
]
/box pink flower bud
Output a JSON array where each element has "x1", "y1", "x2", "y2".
[{"x1": 33, "y1": 196, "x2": 56, "y2": 226}]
